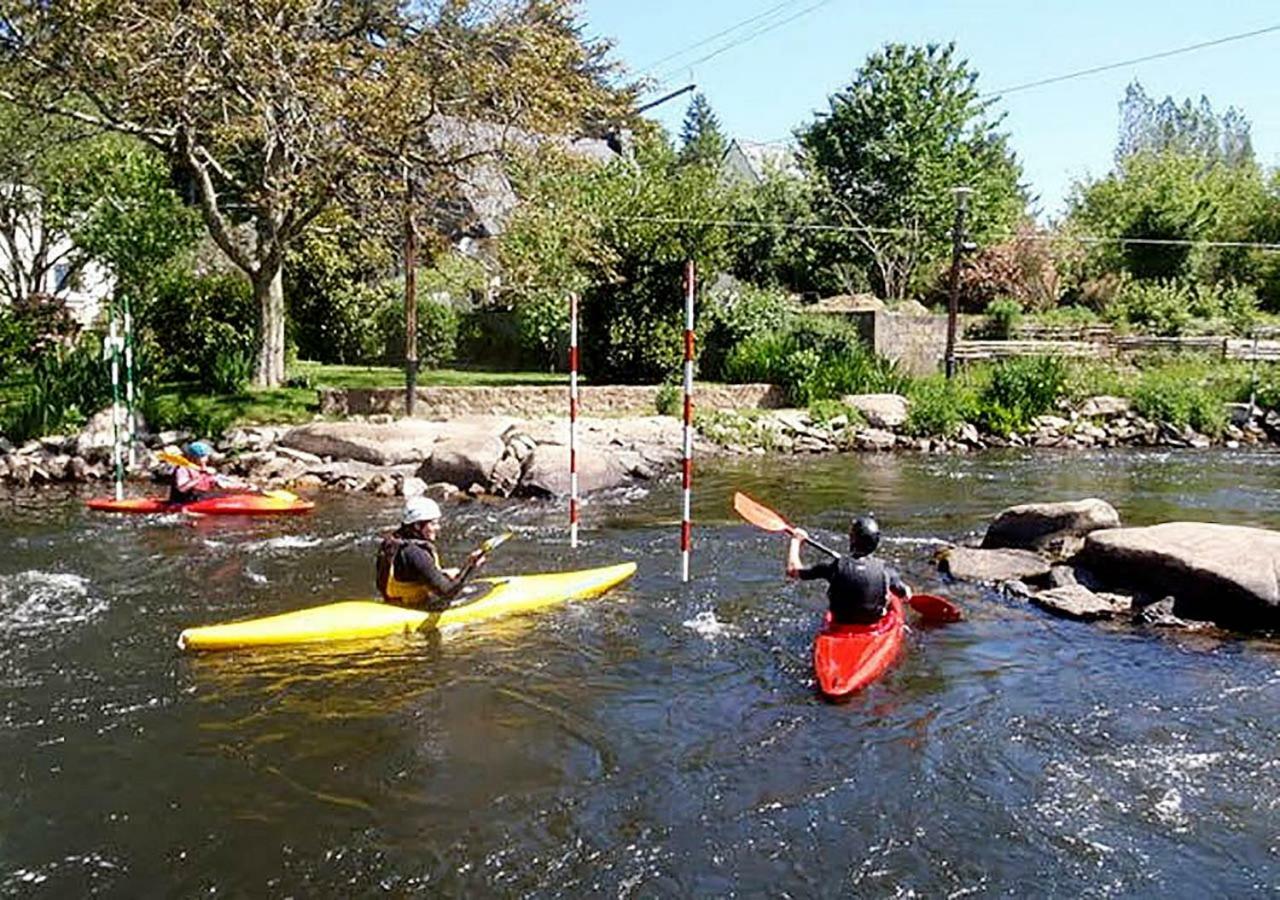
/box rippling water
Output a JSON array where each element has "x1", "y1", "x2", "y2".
[{"x1": 1, "y1": 449, "x2": 1278, "y2": 896}]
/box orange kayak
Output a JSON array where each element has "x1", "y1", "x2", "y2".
[
  {"x1": 86, "y1": 493, "x2": 314, "y2": 516},
  {"x1": 812, "y1": 594, "x2": 905, "y2": 700}
]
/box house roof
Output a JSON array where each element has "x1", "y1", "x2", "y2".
[{"x1": 722, "y1": 138, "x2": 801, "y2": 185}]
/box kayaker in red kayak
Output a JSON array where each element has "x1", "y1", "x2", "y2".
[
  {"x1": 786, "y1": 514, "x2": 910, "y2": 624},
  {"x1": 376, "y1": 497, "x2": 488, "y2": 609},
  {"x1": 168, "y1": 441, "x2": 236, "y2": 503}
]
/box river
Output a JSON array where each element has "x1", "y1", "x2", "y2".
[{"x1": 1, "y1": 449, "x2": 1278, "y2": 896}]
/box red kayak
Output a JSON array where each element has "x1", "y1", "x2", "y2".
[
  {"x1": 812, "y1": 594, "x2": 905, "y2": 700},
  {"x1": 86, "y1": 493, "x2": 314, "y2": 516}
]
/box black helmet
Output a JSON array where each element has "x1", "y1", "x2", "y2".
[{"x1": 849, "y1": 514, "x2": 880, "y2": 557}]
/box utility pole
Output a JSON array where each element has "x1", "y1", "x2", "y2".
[
  {"x1": 403, "y1": 169, "x2": 418, "y2": 416},
  {"x1": 944, "y1": 185, "x2": 974, "y2": 380}
]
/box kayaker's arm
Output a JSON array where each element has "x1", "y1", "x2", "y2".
[
  {"x1": 399, "y1": 544, "x2": 474, "y2": 609},
  {"x1": 785, "y1": 529, "x2": 808, "y2": 578},
  {"x1": 887, "y1": 568, "x2": 911, "y2": 599}
]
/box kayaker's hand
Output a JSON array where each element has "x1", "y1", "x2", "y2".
[
  {"x1": 792, "y1": 528, "x2": 809, "y2": 542},
  {"x1": 468, "y1": 550, "x2": 488, "y2": 569}
]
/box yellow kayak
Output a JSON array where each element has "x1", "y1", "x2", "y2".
[{"x1": 178, "y1": 562, "x2": 636, "y2": 652}]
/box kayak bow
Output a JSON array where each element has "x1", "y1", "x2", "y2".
[{"x1": 86, "y1": 493, "x2": 314, "y2": 516}]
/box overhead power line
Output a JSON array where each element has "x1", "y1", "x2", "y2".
[
  {"x1": 648, "y1": 0, "x2": 845, "y2": 88},
  {"x1": 982, "y1": 23, "x2": 1280, "y2": 99},
  {"x1": 633, "y1": 0, "x2": 810, "y2": 76}
]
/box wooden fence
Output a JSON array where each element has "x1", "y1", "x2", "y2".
[{"x1": 954, "y1": 332, "x2": 1280, "y2": 364}]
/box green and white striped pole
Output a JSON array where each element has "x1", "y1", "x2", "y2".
[
  {"x1": 107, "y1": 309, "x2": 124, "y2": 501},
  {"x1": 123, "y1": 293, "x2": 136, "y2": 468}
]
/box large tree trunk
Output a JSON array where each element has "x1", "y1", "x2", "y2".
[{"x1": 253, "y1": 264, "x2": 286, "y2": 387}]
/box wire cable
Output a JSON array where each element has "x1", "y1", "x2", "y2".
[
  {"x1": 981, "y1": 23, "x2": 1280, "y2": 99},
  {"x1": 633, "y1": 0, "x2": 811, "y2": 76}
]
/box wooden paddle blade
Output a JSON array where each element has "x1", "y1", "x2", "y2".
[
  {"x1": 909, "y1": 593, "x2": 963, "y2": 623},
  {"x1": 732, "y1": 491, "x2": 792, "y2": 533}
]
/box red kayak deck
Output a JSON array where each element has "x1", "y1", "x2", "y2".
[
  {"x1": 812, "y1": 594, "x2": 905, "y2": 700},
  {"x1": 86, "y1": 494, "x2": 315, "y2": 516}
]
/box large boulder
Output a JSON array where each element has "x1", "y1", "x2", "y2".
[
  {"x1": 279, "y1": 420, "x2": 449, "y2": 465},
  {"x1": 1030, "y1": 584, "x2": 1132, "y2": 621},
  {"x1": 841, "y1": 393, "x2": 910, "y2": 429},
  {"x1": 939, "y1": 547, "x2": 1052, "y2": 584},
  {"x1": 1077, "y1": 522, "x2": 1280, "y2": 629},
  {"x1": 982, "y1": 499, "x2": 1120, "y2": 553},
  {"x1": 517, "y1": 443, "x2": 632, "y2": 497},
  {"x1": 75, "y1": 406, "x2": 150, "y2": 457},
  {"x1": 417, "y1": 426, "x2": 508, "y2": 490}
]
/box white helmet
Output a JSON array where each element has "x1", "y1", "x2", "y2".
[{"x1": 401, "y1": 496, "x2": 442, "y2": 525}]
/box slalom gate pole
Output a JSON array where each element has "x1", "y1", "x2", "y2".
[
  {"x1": 569, "y1": 292, "x2": 580, "y2": 548},
  {"x1": 123, "y1": 293, "x2": 136, "y2": 469},
  {"x1": 108, "y1": 310, "x2": 124, "y2": 501},
  {"x1": 681, "y1": 261, "x2": 695, "y2": 583}
]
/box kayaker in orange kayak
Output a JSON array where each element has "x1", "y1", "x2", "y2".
[
  {"x1": 168, "y1": 441, "x2": 240, "y2": 503},
  {"x1": 375, "y1": 497, "x2": 488, "y2": 609},
  {"x1": 786, "y1": 514, "x2": 910, "y2": 624}
]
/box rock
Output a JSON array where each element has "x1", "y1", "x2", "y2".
[
  {"x1": 419, "y1": 431, "x2": 506, "y2": 490},
  {"x1": 1135, "y1": 596, "x2": 1206, "y2": 629},
  {"x1": 957, "y1": 422, "x2": 981, "y2": 445},
  {"x1": 425, "y1": 481, "x2": 463, "y2": 502},
  {"x1": 0, "y1": 436, "x2": 12, "y2": 454},
  {"x1": 279, "y1": 420, "x2": 450, "y2": 466},
  {"x1": 6, "y1": 455, "x2": 32, "y2": 485},
  {"x1": 366, "y1": 472, "x2": 399, "y2": 496},
  {"x1": 292, "y1": 473, "x2": 325, "y2": 490},
  {"x1": 1032, "y1": 414, "x2": 1071, "y2": 431},
  {"x1": 939, "y1": 546, "x2": 1052, "y2": 584},
  {"x1": 1224, "y1": 403, "x2": 1257, "y2": 428},
  {"x1": 400, "y1": 475, "x2": 427, "y2": 498},
  {"x1": 772, "y1": 409, "x2": 812, "y2": 434},
  {"x1": 1048, "y1": 565, "x2": 1078, "y2": 588},
  {"x1": 853, "y1": 427, "x2": 897, "y2": 452},
  {"x1": 275, "y1": 446, "x2": 323, "y2": 466},
  {"x1": 74, "y1": 407, "x2": 150, "y2": 457},
  {"x1": 1077, "y1": 522, "x2": 1280, "y2": 630},
  {"x1": 42, "y1": 454, "x2": 70, "y2": 481},
  {"x1": 841, "y1": 393, "x2": 909, "y2": 429},
  {"x1": 1031, "y1": 584, "x2": 1132, "y2": 621},
  {"x1": 489, "y1": 453, "x2": 525, "y2": 497},
  {"x1": 1077, "y1": 395, "x2": 1131, "y2": 418},
  {"x1": 982, "y1": 498, "x2": 1121, "y2": 553},
  {"x1": 518, "y1": 443, "x2": 631, "y2": 497}
]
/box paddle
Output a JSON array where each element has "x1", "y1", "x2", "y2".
[
  {"x1": 732, "y1": 491, "x2": 963, "y2": 623},
  {"x1": 156, "y1": 450, "x2": 299, "y2": 503}
]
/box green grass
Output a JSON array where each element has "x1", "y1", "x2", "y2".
[{"x1": 292, "y1": 361, "x2": 567, "y2": 390}]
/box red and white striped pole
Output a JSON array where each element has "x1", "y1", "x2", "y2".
[
  {"x1": 569, "y1": 291, "x2": 580, "y2": 549},
  {"x1": 680, "y1": 261, "x2": 695, "y2": 582}
]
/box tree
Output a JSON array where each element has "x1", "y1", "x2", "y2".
[
  {"x1": 679, "y1": 93, "x2": 726, "y2": 166},
  {"x1": 799, "y1": 43, "x2": 1025, "y2": 300},
  {"x1": 1117, "y1": 81, "x2": 1253, "y2": 167},
  {"x1": 0, "y1": 0, "x2": 635, "y2": 386}
]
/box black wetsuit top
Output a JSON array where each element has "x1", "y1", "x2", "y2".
[{"x1": 798, "y1": 555, "x2": 907, "y2": 625}]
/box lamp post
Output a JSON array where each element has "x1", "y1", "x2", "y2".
[{"x1": 944, "y1": 185, "x2": 974, "y2": 380}]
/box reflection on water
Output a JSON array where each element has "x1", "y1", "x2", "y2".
[{"x1": 1, "y1": 450, "x2": 1278, "y2": 895}]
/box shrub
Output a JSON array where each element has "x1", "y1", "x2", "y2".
[
  {"x1": 904, "y1": 375, "x2": 980, "y2": 437},
  {"x1": 1106, "y1": 278, "x2": 1193, "y2": 335},
  {"x1": 138, "y1": 391, "x2": 237, "y2": 439},
  {"x1": 141, "y1": 271, "x2": 257, "y2": 391},
  {"x1": 1131, "y1": 368, "x2": 1227, "y2": 436},
  {"x1": 978, "y1": 355, "x2": 1069, "y2": 434},
  {"x1": 1, "y1": 334, "x2": 114, "y2": 441},
  {"x1": 985, "y1": 297, "x2": 1021, "y2": 339},
  {"x1": 289, "y1": 281, "x2": 389, "y2": 364},
  {"x1": 655, "y1": 382, "x2": 681, "y2": 416},
  {"x1": 376, "y1": 289, "x2": 459, "y2": 368},
  {"x1": 699, "y1": 285, "x2": 791, "y2": 380},
  {"x1": 808, "y1": 398, "x2": 863, "y2": 426}
]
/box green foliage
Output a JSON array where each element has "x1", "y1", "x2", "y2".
[
  {"x1": 808, "y1": 398, "x2": 864, "y2": 426},
  {"x1": 1028, "y1": 305, "x2": 1102, "y2": 329},
  {"x1": 138, "y1": 391, "x2": 238, "y2": 440},
  {"x1": 723, "y1": 314, "x2": 902, "y2": 404},
  {"x1": 725, "y1": 169, "x2": 828, "y2": 296},
  {"x1": 984, "y1": 297, "x2": 1021, "y2": 338},
  {"x1": 0, "y1": 305, "x2": 29, "y2": 379},
  {"x1": 140, "y1": 271, "x2": 257, "y2": 393},
  {"x1": 655, "y1": 382, "x2": 681, "y2": 416},
  {"x1": 1117, "y1": 81, "x2": 1253, "y2": 168},
  {"x1": 1131, "y1": 366, "x2": 1228, "y2": 436},
  {"x1": 1, "y1": 335, "x2": 113, "y2": 441},
  {"x1": 977, "y1": 355, "x2": 1069, "y2": 434},
  {"x1": 679, "y1": 92, "x2": 727, "y2": 166},
  {"x1": 501, "y1": 137, "x2": 738, "y2": 382},
  {"x1": 375, "y1": 288, "x2": 459, "y2": 368},
  {"x1": 904, "y1": 375, "x2": 980, "y2": 437},
  {"x1": 799, "y1": 42, "x2": 1025, "y2": 298},
  {"x1": 1103, "y1": 278, "x2": 1261, "y2": 336},
  {"x1": 700, "y1": 285, "x2": 792, "y2": 380}
]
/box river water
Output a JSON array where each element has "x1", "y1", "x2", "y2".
[{"x1": 1, "y1": 449, "x2": 1278, "y2": 897}]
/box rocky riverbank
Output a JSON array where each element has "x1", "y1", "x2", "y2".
[
  {"x1": 936, "y1": 498, "x2": 1280, "y2": 634},
  {"x1": 3, "y1": 391, "x2": 1279, "y2": 497}
]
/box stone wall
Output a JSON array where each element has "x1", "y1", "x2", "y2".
[
  {"x1": 847, "y1": 311, "x2": 947, "y2": 375},
  {"x1": 318, "y1": 383, "x2": 787, "y2": 418}
]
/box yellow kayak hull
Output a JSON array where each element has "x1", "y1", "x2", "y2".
[{"x1": 178, "y1": 562, "x2": 636, "y2": 652}]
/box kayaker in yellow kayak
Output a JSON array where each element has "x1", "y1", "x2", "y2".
[
  {"x1": 786, "y1": 514, "x2": 911, "y2": 624},
  {"x1": 376, "y1": 497, "x2": 488, "y2": 609}
]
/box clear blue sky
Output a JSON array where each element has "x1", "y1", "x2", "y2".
[{"x1": 582, "y1": 0, "x2": 1280, "y2": 218}]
